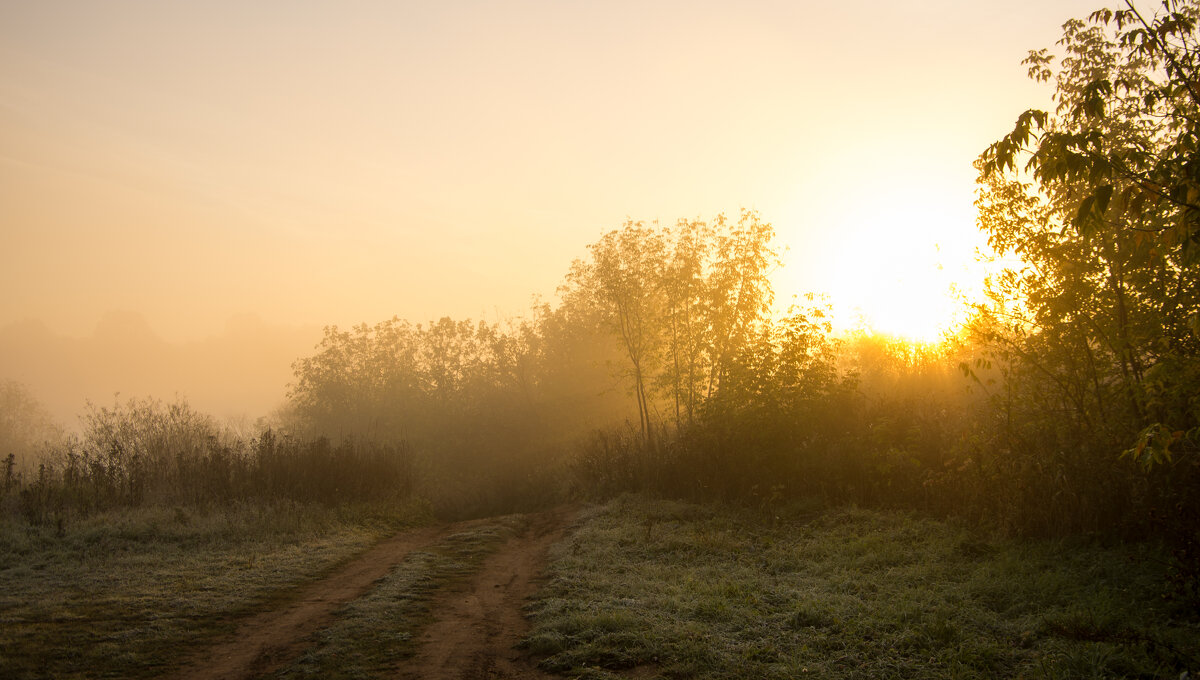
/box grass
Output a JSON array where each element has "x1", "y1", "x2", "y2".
[
  {"x1": 6, "y1": 493, "x2": 1197, "y2": 679},
  {"x1": 271, "y1": 514, "x2": 527, "y2": 679},
  {"x1": 0, "y1": 498, "x2": 430, "y2": 680},
  {"x1": 526, "y1": 495, "x2": 1200, "y2": 679}
]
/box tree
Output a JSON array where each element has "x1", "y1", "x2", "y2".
[
  {"x1": 564, "y1": 222, "x2": 667, "y2": 443},
  {"x1": 965, "y1": 1, "x2": 1200, "y2": 542},
  {"x1": 0, "y1": 380, "x2": 63, "y2": 475},
  {"x1": 562, "y1": 211, "x2": 782, "y2": 442},
  {"x1": 982, "y1": 0, "x2": 1200, "y2": 264},
  {"x1": 975, "y1": 0, "x2": 1200, "y2": 469},
  {"x1": 659, "y1": 218, "x2": 714, "y2": 429},
  {"x1": 703, "y1": 210, "x2": 780, "y2": 406}
]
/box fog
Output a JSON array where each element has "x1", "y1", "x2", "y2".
[{"x1": 0, "y1": 312, "x2": 320, "y2": 428}]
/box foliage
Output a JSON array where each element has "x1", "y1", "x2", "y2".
[
  {"x1": 982, "y1": 0, "x2": 1200, "y2": 263},
  {"x1": 565, "y1": 223, "x2": 668, "y2": 443},
  {"x1": 978, "y1": 0, "x2": 1200, "y2": 462},
  {"x1": 0, "y1": 381, "x2": 63, "y2": 478},
  {"x1": 561, "y1": 210, "x2": 781, "y2": 442},
  {"x1": 285, "y1": 309, "x2": 628, "y2": 517},
  {"x1": 966, "y1": 1, "x2": 1200, "y2": 560}
]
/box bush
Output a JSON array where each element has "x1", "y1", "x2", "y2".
[{"x1": 3, "y1": 397, "x2": 414, "y2": 526}]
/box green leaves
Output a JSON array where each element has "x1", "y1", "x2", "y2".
[
  {"x1": 1122, "y1": 422, "x2": 1187, "y2": 470},
  {"x1": 1073, "y1": 183, "x2": 1115, "y2": 233},
  {"x1": 1073, "y1": 79, "x2": 1113, "y2": 118},
  {"x1": 980, "y1": 109, "x2": 1048, "y2": 177},
  {"x1": 975, "y1": 0, "x2": 1200, "y2": 472},
  {"x1": 983, "y1": 0, "x2": 1200, "y2": 262}
]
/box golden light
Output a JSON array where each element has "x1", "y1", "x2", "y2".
[
  {"x1": 827, "y1": 223, "x2": 985, "y2": 343},
  {"x1": 778, "y1": 167, "x2": 989, "y2": 345},
  {"x1": 829, "y1": 252, "x2": 968, "y2": 343}
]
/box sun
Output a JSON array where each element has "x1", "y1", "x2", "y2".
[
  {"x1": 770, "y1": 146, "x2": 995, "y2": 345},
  {"x1": 826, "y1": 225, "x2": 988, "y2": 344},
  {"x1": 776, "y1": 183, "x2": 988, "y2": 344},
  {"x1": 829, "y1": 261, "x2": 968, "y2": 343}
]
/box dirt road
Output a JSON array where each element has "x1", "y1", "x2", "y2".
[
  {"x1": 395, "y1": 508, "x2": 571, "y2": 680},
  {"x1": 164, "y1": 509, "x2": 570, "y2": 680}
]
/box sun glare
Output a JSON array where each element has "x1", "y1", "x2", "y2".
[
  {"x1": 779, "y1": 175, "x2": 988, "y2": 345},
  {"x1": 835, "y1": 234, "x2": 987, "y2": 343},
  {"x1": 831, "y1": 228, "x2": 986, "y2": 344},
  {"x1": 831, "y1": 267, "x2": 967, "y2": 343}
]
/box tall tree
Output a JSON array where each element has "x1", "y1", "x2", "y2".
[
  {"x1": 564, "y1": 222, "x2": 667, "y2": 443},
  {"x1": 660, "y1": 219, "x2": 714, "y2": 429},
  {"x1": 975, "y1": 0, "x2": 1200, "y2": 467},
  {"x1": 704, "y1": 210, "x2": 780, "y2": 404}
]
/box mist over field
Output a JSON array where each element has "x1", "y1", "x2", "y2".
[{"x1": 2, "y1": 1, "x2": 1199, "y2": 678}]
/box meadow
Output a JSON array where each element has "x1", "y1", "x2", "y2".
[
  {"x1": 527, "y1": 496, "x2": 1200, "y2": 679},
  {"x1": 2, "y1": 494, "x2": 1196, "y2": 679},
  {"x1": 0, "y1": 500, "x2": 427, "y2": 679}
]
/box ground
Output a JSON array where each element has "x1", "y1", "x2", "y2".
[{"x1": 2, "y1": 497, "x2": 1198, "y2": 679}]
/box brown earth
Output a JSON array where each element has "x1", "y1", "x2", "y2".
[
  {"x1": 163, "y1": 509, "x2": 573, "y2": 680},
  {"x1": 394, "y1": 507, "x2": 573, "y2": 680}
]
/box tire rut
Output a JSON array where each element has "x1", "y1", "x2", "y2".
[
  {"x1": 394, "y1": 507, "x2": 574, "y2": 680},
  {"x1": 165, "y1": 524, "x2": 449, "y2": 680}
]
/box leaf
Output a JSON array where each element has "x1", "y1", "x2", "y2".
[
  {"x1": 1093, "y1": 184, "x2": 1114, "y2": 215},
  {"x1": 1074, "y1": 196, "x2": 1097, "y2": 231}
]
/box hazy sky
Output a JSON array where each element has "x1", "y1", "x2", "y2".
[{"x1": 0, "y1": 0, "x2": 1111, "y2": 346}]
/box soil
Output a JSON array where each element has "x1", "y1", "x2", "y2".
[
  {"x1": 163, "y1": 508, "x2": 572, "y2": 680},
  {"x1": 394, "y1": 507, "x2": 572, "y2": 680}
]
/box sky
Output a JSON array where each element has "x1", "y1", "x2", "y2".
[{"x1": 0, "y1": 0, "x2": 1107, "y2": 421}]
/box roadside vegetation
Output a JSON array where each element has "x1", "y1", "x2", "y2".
[{"x1": 528, "y1": 496, "x2": 1200, "y2": 679}]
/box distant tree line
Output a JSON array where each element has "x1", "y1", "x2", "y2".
[{"x1": 1, "y1": 395, "x2": 412, "y2": 530}]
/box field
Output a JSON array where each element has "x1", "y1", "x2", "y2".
[
  {"x1": 527, "y1": 497, "x2": 1200, "y2": 679},
  {"x1": 2, "y1": 495, "x2": 1197, "y2": 679},
  {"x1": 0, "y1": 500, "x2": 429, "y2": 679}
]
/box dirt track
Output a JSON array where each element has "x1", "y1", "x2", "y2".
[
  {"x1": 395, "y1": 508, "x2": 570, "y2": 680},
  {"x1": 164, "y1": 509, "x2": 570, "y2": 680}
]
